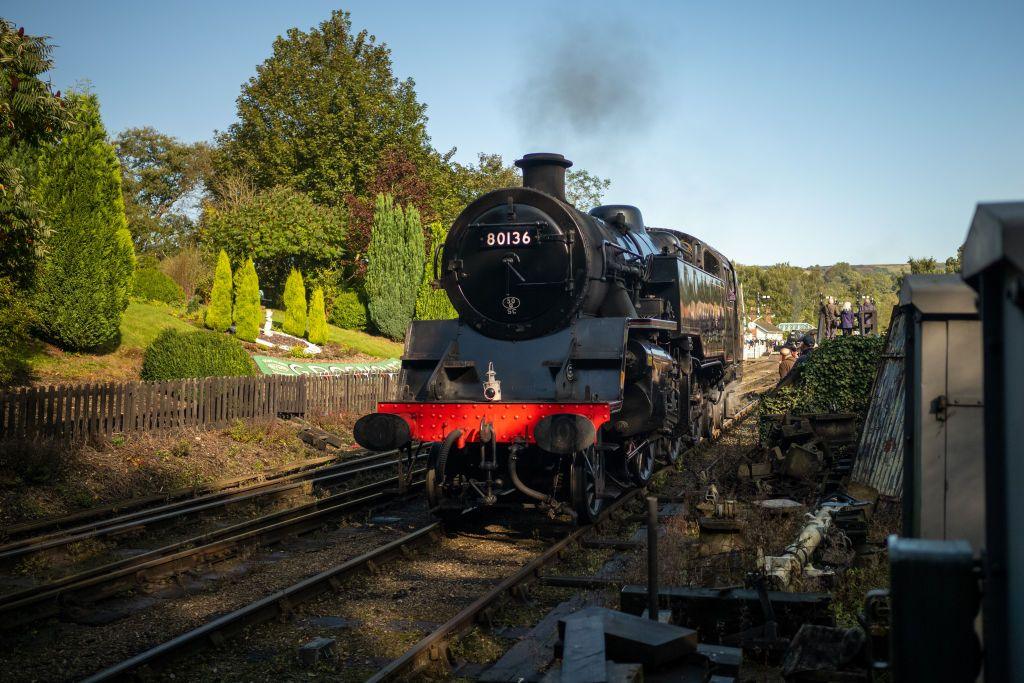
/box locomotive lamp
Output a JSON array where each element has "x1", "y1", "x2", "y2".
[{"x1": 482, "y1": 361, "x2": 502, "y2": 401}]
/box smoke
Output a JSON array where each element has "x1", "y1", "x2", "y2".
[{"x1": 517, "y1": 19, "x2": 664, "y2": 143}]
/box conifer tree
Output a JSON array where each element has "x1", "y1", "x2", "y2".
[
  {"x1": 414, "y1": 222, "x2": 457, "y2": 320},
  {"x1": 365, "y1": 194, "x2": 424, "y2": 340},
  {"x1": 205, "y1": 249, "x2": 233, "y2": 331},
  {"x1": 33, "y1": 92, "x2": 135, "y2": 350},
  {"x1": 307, "y1": 287, "x2": 328, "y2": 345},
  {"x1": 233, "y1": 258, "x2": 261, "y2": 342},
  {"x1": 282, "y1": 268, "x2": 307, "y2": 337}
]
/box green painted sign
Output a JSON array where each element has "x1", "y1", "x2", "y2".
[{"x1": 252, "y1": 355, "x2": 400, "y2": 377}]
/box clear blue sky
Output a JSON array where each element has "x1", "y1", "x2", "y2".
[{"x1": 6, "y1": 1, "x2": 1023, "y2": 266}]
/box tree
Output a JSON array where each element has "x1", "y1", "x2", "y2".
[
  {"x1": 114, "y1": 127, "x2": 213, "y2": 254},
  {"x1": 908, "y1": 257, "x2": 942, "y2": 275},
  {"x1": 307, "y1": 287, "x2": 328, "y2": 345},
  {"x1": 0, "y1": 19, "x2": 74, "y2": 290},
  {"x1": 232, "y1": 258, "x2": 261, "y2": 342},
  {"x1": 282, "y1": 268, "x2": 307, "y2": 337},
  {"x1": 205, "y1": 249, "x2": 233, "y2": 331},
  {"x1": 32, "y1": 92, "x2": 135, "y2": 350},
  {"x1": 565, "y1": 168, "x2": 611, "y2": 208},
  {"x1": 201, "y1": 186, "x2": 345, "y2": 299},
  {"x1": 414, "y1": 222, "x2": 457, "y2": 320},
  {"x1": 218, "y1": 10, "x2": 431, "y2": 209},
  {"x1": 366, "y1": 194, "x2": 424, "y2": 340}
]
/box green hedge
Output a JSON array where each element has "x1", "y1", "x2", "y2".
[
  {"x1": 330, "y1": 289, "x2": 368, "y2": 330},
  {"x1": 133, "y1": 268, "x2": 185, "y2": 304},
  {"x1": 758, "y1": 334, "x2": 886, "y2": 438},
  {"x1": 141, "y1": 328, "x2": 258, "y2": 381}
]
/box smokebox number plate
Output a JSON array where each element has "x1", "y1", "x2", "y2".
[{"x1": 480, "y1": 227, "x2": 537, "y2": 248}]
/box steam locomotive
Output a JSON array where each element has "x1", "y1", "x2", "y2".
[{"x1": 354, "y1": 153, "x2": 745, "y2": 522}]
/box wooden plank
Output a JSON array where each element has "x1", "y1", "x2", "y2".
[{"x1": 560, "y1": 614, "x2": 608, "y2": 683}]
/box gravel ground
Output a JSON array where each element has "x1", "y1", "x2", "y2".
[
  {"x1": 160, "y1": 514, "x2": 562, "y2": 682},
  {"x1": 0, "y1": 497, "x2": 434, "y2": 682}
]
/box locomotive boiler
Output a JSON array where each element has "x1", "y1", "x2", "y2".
[{"x1": 354, "y1": 153, "x2": 744, "y2": 522}]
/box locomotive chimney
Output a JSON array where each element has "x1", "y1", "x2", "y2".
[{"x1": 515, "y1": 152, "x2": 573, "y2": 202}]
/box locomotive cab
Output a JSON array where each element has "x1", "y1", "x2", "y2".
[{"x1": 354, "y1": 152, "x2": 743, "y2": 523}]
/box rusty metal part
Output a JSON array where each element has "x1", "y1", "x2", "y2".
[
  {"x1": 80, "y1": 522, "x2": 443, "y2": 682},
  {"x1": 0, "y1": 472, "x2": 424, "y2": 629}
]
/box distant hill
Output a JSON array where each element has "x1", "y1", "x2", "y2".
[{"x1": 806, "y1": 263, "x2": 909, "y2": 276}]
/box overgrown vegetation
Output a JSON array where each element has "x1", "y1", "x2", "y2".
[
  {"x1": 759, "y1": 335, "x2": 886, "y2": 435},
  {"x1": 141, "y1": 328, "x2": 257, "y2": 380}
]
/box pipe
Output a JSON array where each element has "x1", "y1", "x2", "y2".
[
  {"x1": 508, "y1": 449, "x2": 557, "y2": 506},
  {"x1": 764, "y1": 507, "x2": 832, "y2": 589}
]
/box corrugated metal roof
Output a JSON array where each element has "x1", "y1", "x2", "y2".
[{"x1": 852, "y1": 307, "x2": 906, "y2": 497}]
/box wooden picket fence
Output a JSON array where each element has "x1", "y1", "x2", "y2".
[{"x1": 0, "y1": 373, "x2": 397, "y2": 442}]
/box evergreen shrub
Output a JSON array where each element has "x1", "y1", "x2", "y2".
[
  {"x1": 132, "y1": 268, "x2": 185, "y2": 304},
  {"x1": 205, "y1": 250, "x2": 233, "y2": 331},
  {"x1": 233, "y1": 258, "x2": 261, "y2": 342},
  {"x1": 33, "y1": 93, "x2": 135, "y2": 350},
  {"x1": 307, "y1": 287, "x2": 328, "y2": 345},
  {"x1": 414, "y1": 221, "x2": 457, "y2": 320},
  {"x1": 365, "y1": 194, "x2": 424, "y2": 340},
  {"x1": 329, "y1": 289, "x2": 368, "y2": 330},
  {"x1": 282, "y1": 268, "x2": 307, "y2": 337},
  {"x1": 141, "y1": 329, "x2": 257, "y2": 380}
]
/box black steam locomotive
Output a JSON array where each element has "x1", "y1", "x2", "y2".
[{"x1": 354, "y1": 153, "x2": 744, "y2": 522}]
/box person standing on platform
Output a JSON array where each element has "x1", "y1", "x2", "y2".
[
  {"x1": 862, "y1": 297, "x2": 877, "y2": 335},
  {"x1": 840, "y1": 301, "x2": 856, "y2": 336}
]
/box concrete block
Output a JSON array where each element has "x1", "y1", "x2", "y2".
[
  {"x1": 559, "y1": 606, "x2": 698, "y2": 668},
  {"x1": 561, "y1": 614, "x2": 607, "y2": 683},
  {"x1": 298, "y1": 636, "x2": 337, "y2": 667}
]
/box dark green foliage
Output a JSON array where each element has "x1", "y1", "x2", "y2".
[
  {"x1": 1, "y1": 20, "x2": 74, "y2": 289},
  {"x1": 205, "y1": 250, "x2": 233, "y2": 330},
  {"x1": 0, "y1": 278, "x2": 35, "y2": 385},
  {"x1": 32, "y1": 92, "x2": 136, "y2": 351},
  {"x1": 329, "y1": 289, "x2": 368, "y2": 330},
  {"x1": 201, "y1": 186, "x2": 345, "y2": 299},
  {"x1": 759, "y1": 335, "x2": 887, "y2": 439},
  {"x1": 114, "y1": 127, "x2": 213, "y2": 254},
  {"x1": 132, "y1": 268, "x2": 185, "y2": 304},
  {"x1": 282, "y1": 268, "x2": 307, "y2": 337},
  {"x1": 414, "y1": 222, "x2": 457, "y2": 320},
  {"x1": 217, "y1": 10, "x2": 431, "y2": 207},
  {"x1": 307, "y1": 287, "x2": 328, "y2": 345},
  {"x1": 233, "y1": 258, "x2": 261, "y2": 342},
  {"x1": 737, "y1": 262, "x2": 901, "y2": 332},
  {"x1": 141, "y1": 328, "x2": 257, "y2": 380},
  {"x1": 365, "y1": 194, "x2": 425, "y2": 340}
]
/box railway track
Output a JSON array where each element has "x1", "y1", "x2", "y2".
[
  {"x1": 0, "y1": 449, "x2": 427, "y2": 630},
  {"x1": 0, "y1": 448, "x2": 417, "y2": 578},
  {"x1": 72, "y1": 363, "x2": 774, "y2": 682}
]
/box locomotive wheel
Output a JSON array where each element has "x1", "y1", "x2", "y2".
[
  {"x1": 663, "y1": 437, "x2": 684, "y2": 465},
  {"x1": 626, "y1": 439, "x2": 656, "y2": 486},
  {"x1": 570, "y1": 446, "x2": 605, "y2": 524}
]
